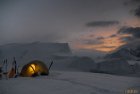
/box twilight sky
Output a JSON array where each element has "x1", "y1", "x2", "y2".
[{"x1": 1, "y1": 0, "x2": 140, "y2": 53}]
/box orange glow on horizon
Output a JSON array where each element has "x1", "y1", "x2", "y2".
[
  {"x1": 73, "y1": 34, "x2": 131, "y2": 52},
  {"x1": 123, "y1": 18, "x2": 140, "y2": 27},
  {"x1": 78, "y1": 18, "x2": 139, "y2": 52}
]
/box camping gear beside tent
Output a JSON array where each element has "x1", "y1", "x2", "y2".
[
  {"x1": 20, "y1": 60, "x2": 49, "y2": 77},
  {"x1": 7, "y1": 58, "x2": 18, "y2": 78},
  {"x1": 8, "y1": 68, "x2": 16, "y2": 78},
  {"x1": 2, "y1": 59, "x2": 8, "y2": 79}
]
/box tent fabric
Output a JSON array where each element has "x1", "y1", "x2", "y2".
[{"x1": 20, "y1": 60, "x2": 49, "y2": 77}]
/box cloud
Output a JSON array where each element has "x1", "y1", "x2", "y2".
[
  {"x1": 118, "y1": 27, "x2": 140, "y2": 38},
  {"x1": 98, "y1": 46, "x2": 116, "y2": 49},
  {"x1": 83, "y1": 36, "x2": 105, "y2": 45},
  {"x1": 88, "y1": 34, "x2": 95, "y2": 38},
  {"x1": 96, "y1": 36, "x2": 105, "y2": 40},
  {"x1": 86, "y1": 21, "x2": 119, "y2": 27},
  {"x1": 124, "y1": 0, "x2": 140, "y2": 18},
  {"x1": 132, "y1": 0, "x2": 140, "y2": 18},
  {"x1": 120, "y1": 36, "x2": 134, "y2": 43},
  {"x1": 135, "y1": 6, "x2": 140, "y2": 18},
  {"x1": 124, "y1": 0, "x2": 140, "y2": 5},
  {"x1": 109, "y1": 34, "x2": 117, "y2": 38},
  {"x1": 83, "y1": 39, "x2": 103, "y2": 45},
  {"x1": 131, "y1": 0, "x2": 140, "y2": 2}
]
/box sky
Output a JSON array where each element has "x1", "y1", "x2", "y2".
[{"x1": 1, "y1": 0, "x2": 140, "y2": 53}]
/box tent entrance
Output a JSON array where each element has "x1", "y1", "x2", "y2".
[
  {"x1": 20, "y1": 60, "x2": 49, "y2": 77},
  {"x1": 28, "y1": 64, "x2": 36, "y2": 75}
]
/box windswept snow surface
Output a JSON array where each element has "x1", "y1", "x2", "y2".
[{"x1": 0, "y1": 71, "x2": 140, "y2": 94}]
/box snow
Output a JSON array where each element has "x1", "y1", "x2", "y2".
[
  {"x1": 0, "y1": 42, "x2": 72, "y2": 65},
  {"x1": 100, "y1": 40, "x2": 140, "y2": 76},
  {"x1": 106, "y1": 40, "x2": 140, "y2": 61},
  {"x1": 95, "y1": 58, "x2": 133, "y2": 75},
  {"x1": 0, "y1": 42, "x2": 140, "y2": 94},
  {"x1": 0, "y1": 71, "x2": 140, "y2": 94},
  {"x1": 51, "y1": 56, "x2": 96, "y2": 72},
  {"x1": 0, "y1": 43, "x2": 96, "y2": 72},
  {"x1": 0, "y1": 42, "x2": 140, "y2": 78},
  {"x1": 128, "y1": 60, "x2": 140, "y2": 65}
]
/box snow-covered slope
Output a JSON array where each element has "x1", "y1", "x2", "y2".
[{"x1": 0, "y1": 71, "x2": 139, "y2": 94}]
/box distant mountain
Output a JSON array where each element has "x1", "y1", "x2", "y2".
[
  {"x1": 73, "y1": 49, "x2": 106, "y2": 59},
  {"x1": 93, "y1": 40, "x2": 140, "y2": 76},
  {"x1": 0, "y1": 42, "x2": 72, "y2": 59},
  {"x1": 92, "y1": 58, "x2": 133, "y2": 75},
  {"x1": 106, "y1": 40, "x2": 140, "y2": 61},
  {"x1": 1, "y1": 41, "x2": 139, "y2": 77},
  {"x1": 51, "y1": 56, "x2": 96, "y2": 72},
  {"x1": 0, "y1": 42, "x2": 96, "y2": 72}
]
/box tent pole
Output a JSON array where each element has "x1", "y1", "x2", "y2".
[
  {"x1": 49, "y1": 61, "x2": 53, "y2": 71},
  {"x1": 30, "y1": 65, "x2": 36, "y2": 73}
]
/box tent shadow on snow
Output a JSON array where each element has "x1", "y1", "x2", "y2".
[{"x1": 20, "y1": 60, "x2": 49, "y2": 77}]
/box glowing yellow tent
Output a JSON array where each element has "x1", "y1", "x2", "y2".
[{"x1": 20, "y1": 60, "x2": 49, "y2": 77}]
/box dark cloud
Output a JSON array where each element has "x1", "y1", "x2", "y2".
[
  {"x1": 83, "y1": 36, "x2": 105, "y2": 45},
  {"x1": 96, "y1": 36, "x2": 105, "y2": 40},
  {"x1": 109, "y1": 34, "x2": 117, "y2": 38},
  {"x1": 120, "y1": 36, "x2": 134, "y2": 42},
  {"x1": 98, "y1": 46, "x2": 116, "y2": 48},
  {"x1": 124, "y1": 0, "x2": 140, "y2": 5},
  {"x1": 135, "y1": 6, "x2": 140, "y2": 17},
  {"x1": 124, "y1": 0, "x2": 140, "y2": 18},
  {"x1": 131, "y1": 0, "x2": 140, "y2": 2},
  {"x1": 118, "y1": 27, "x2": 140, "y2": 38},
  {"x1": 86, "y1": 21, "x2": 119, "y2": 27},
  {"x1": 89, "y1": 34, "x2": 95, "y2": 38},
  {"x1": 83, "y1": 39, "x2": 103, "y2": 45}
]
